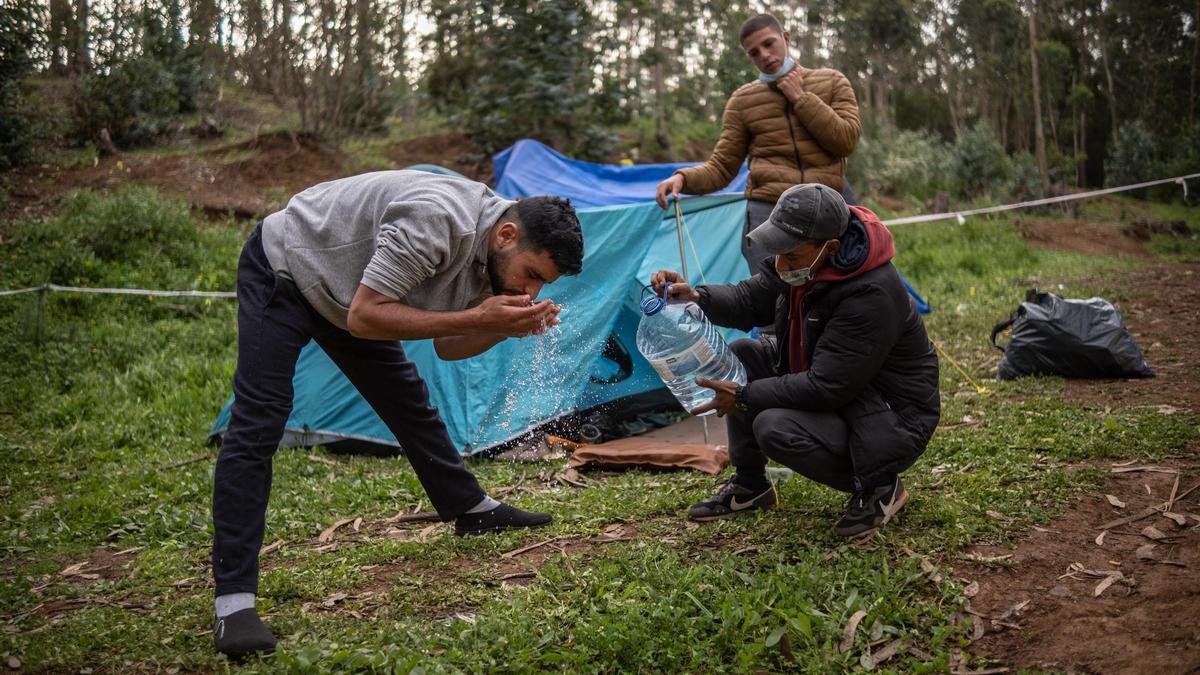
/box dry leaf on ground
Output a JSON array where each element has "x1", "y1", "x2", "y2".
[
  {"x1": 1093, "y1": 573, "x2": 1122, "y2": 597},
  {"x1": 1162, "y1": 512, "x2": 1187, "y2": 526},
  {"x1": 1140, "y1": 525, "x2": 1168, "y2": 541},
  {"x1": 1095, "y1": 530, "x2": 1107, "y2": 546},
  {"x1": 318, "y1": 517, "x2": 355, "y2": 543},
  {"x1": 839, "y1": 609, "x2": 868, "y2": 653},
  {"x1": 1105, "y1": 494, "x2": 1126, "y2": 508}
]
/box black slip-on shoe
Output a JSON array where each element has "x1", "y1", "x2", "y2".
[
  {"x1": 214, "y1": 607, "x2": 277, "y2": 660},
  {"x1": 687, "y1": 476, "x2": 778, "y2": 522},
  {"x1": 834, "y1": 476, "x2": 909, "y2": 539},
  {"x1": 455, "y1": 503, "x2": 552, "y2": 536}
]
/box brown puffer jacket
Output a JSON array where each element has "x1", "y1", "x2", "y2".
[{"x1": 675, "y1": 66, "x2": 861, "y2": 202}]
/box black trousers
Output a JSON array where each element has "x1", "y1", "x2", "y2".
[
  {"x1": 212, "y1": 225, "x2": 486, "y2": 596},
  {"x1": 726, "y1": 338, "x2": 858, "y2": 493}
]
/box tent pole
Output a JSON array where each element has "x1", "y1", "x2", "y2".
[{"x1": 673, "y1": 198, "x2": 689, "y2": 281}]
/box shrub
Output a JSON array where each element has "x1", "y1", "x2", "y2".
[
  {"x1": 950, "y1": 121, "x2": 1012, "y2": 199},
  {"x1": 73, "y1": 7, "x2": 211, "y2": 148},
  {"x1": 1150, "y1": 126, "x2": 1200, "y2": 203},
  {"x1": 866, "y1": 128, "x2": 951, "y2": 200},
  {"x1": 1007, "y1": 151, "x2": 1042, "y2": 200},
  {"x1": 2, "y1": 187, "x2": 201, "y2": 288},
  {"x1": 0, "y1": 3, "x2": 41, "y2": 169},
  {"x1": 1105, "y1": 119, "x2": 1155, "y2": 189}
]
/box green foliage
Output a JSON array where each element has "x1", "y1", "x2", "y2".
[
  {"x1": 850, "y1": 127, "x2": 952, "y2": 201},
  {"x1": 1105, "y1": 119, "x2": 1155, "y2": 189},
  {"x1": 74, "y1": 7, "x2": 211, "y2": 148},
  {"x1": 451, "y1": 0, "x2": 597, "y2": 156},
  {"x1": 1151, "y1": 126, "x2": 1200, "y2": 202},
  {"x1": 1007, "y1": 150, "x2": 1043, "y2": 199},
  {"x1": 0, "y1": 2, "x2": 42, "y2": 169},
  {"x1": 950, "y1": 122, "x2": 1013, "y2": 199},
  {"x1": 1, "y1": 187, "x2": 209, "y2": 291}
]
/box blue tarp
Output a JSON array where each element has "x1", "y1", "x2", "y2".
[{"x1": 494, "y1": 139, "x2": 749, "y2": 209}]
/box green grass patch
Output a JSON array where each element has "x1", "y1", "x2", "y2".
[{"x1": 0, "y1": 189, "x2": 1197, "y2": 672}]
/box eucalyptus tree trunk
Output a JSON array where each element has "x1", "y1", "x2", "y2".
[
  {"x1": 1027, "y1": 1, "x2": 1050, "y2": 195},
  {"x1": 653, "y1": 0, "x2": 670, "y2": 151}
]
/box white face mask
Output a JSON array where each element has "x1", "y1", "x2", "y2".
[{"x1": 778, "y1": 242, "x2": 828, "y2": 287}]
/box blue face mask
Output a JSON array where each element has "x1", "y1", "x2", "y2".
[{"x1": 759, "y1": 56, "x2": 796, "y2": 82}]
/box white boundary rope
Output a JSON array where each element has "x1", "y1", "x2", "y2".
[
  {"x1": 881, "y1": 172, "x2": 1198, "y2": 226},
  {"x1": 0, "y1": 172, "x2": 1194, "y2": 300},
  {"x1": 0, "y1": 283, "x2": 235, "y2": 299}
]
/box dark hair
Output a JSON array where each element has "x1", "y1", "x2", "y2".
[
  {"x1": 511, "y1": 196, "x2": 584, "y2": 276},
  {"x1": 739, "y1": 13, "x2": 784, "y2": 43}
]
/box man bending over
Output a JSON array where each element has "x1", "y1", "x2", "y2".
[{"x1": 212, "y1": 170, "x2": 583, "y2": 658}]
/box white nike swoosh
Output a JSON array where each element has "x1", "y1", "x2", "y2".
[{"x1": 729, "y1": 494, "x2": 760, "y2": 510}]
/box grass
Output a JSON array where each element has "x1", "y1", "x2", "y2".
[{"x1": 0, "y1": 188, "x2": 1197, "y2": 673}]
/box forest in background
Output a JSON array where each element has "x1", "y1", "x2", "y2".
[{"x1": 2, "y1": 0, "x2": 1198, "y2": 203}]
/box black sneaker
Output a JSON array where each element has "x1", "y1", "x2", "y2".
[
  {"x1": 834, "y1": 476, "x2": 908, "y2": 539},
  {"x1": 454, "y1": 502, "x2": 552, "y2": 536},
  {"x1": 214, "y1": 607, "x2": 276, "y2": 660},
  {"x1": 687, "y1": 476, "x2": 778, "y2": 522}
]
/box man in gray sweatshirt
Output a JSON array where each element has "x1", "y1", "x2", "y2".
[{"x1": 212, "y1": 170, "x2": 583, "y2": 659}]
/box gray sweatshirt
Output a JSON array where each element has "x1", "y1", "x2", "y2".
[{"x1": 261, "y1": 170, "x2": 515, "y2": 329}]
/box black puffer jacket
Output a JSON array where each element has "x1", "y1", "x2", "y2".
[{"x1": 696, "y1": 215, "x2": 940, "y2": 484}]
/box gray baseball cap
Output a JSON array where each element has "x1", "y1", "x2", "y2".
[{"x1": 746, "y1": 183, "x2": 850, "y2": 255}]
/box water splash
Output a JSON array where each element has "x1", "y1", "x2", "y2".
[{"x1": 475, "y1": 304, "x2": 595, "y2": 445}]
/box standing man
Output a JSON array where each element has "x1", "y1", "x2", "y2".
[
  {"x1": 651, "y1": 184, "x2": 939, "y2": 539},
  {"x1": 655, "y1": 13, "x2": 861, "y2": 274},
  {"x1": 212, "y1": 170, "x2": 584, "y2": 658}
]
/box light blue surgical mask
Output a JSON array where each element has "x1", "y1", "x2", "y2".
[
  {"x1": 759, "y1": 56, "x2": 796, "y2": 82},
  {"x1": 778, "y1": 241, "x2": 828, "y2": 287}
]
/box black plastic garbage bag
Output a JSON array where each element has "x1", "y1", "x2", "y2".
[{"x1": 990, "y1": 289, "x2": 1155, "y2": 380}]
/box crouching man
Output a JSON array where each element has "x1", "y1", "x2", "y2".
[
  {"x1": 650, "y1": 183, "x2": 939, "y2": 539},
  {"x1": 213, "y1": 170, "x2": 583, "y2": 658}
]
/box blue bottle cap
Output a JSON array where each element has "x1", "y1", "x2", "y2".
[{"x1": 641, "y1": 296, "x2": 664, "y2": 315}]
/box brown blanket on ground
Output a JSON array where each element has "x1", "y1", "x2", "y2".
[{"x1": 568, "y1": 438, "x2": 729, "y2": 475}]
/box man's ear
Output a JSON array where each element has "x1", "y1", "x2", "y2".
[
  {"x1": 782, "y1": 29, "x2": 791, "y2": 45},
  {"x1": 494, "y1": 221, "x2": 520, "y2": 249},
  {"x1": 826, "y1": 239, "x2": 841, "y2": 255}
]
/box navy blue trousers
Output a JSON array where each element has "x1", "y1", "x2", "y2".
[{"x1": 212, "y1": 225, "x2": 485, "y2": 595}]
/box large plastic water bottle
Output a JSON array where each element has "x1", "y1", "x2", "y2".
[{"x1": 636, "y1": 285, "x2": 747, "y2": 415}]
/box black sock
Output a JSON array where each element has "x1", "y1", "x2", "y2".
[{"x1": 734, "y1": 471, "x2": 771, "y2": 492}]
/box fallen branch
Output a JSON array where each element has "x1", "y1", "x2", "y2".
[
  {"x1": 1110, "y1": 466, "x2": 1178, "y2": 474},
  {"x1": 499, "y1": 571, "x2": 536, "y2": 581},
  {"x1": 1097, "y1": 480, "x2": 1200, "y2": 530},
  {"x1": 385, "y1": 511, "x2": 440, "y2": 525},
  {"x1": 1166, "y1": 474, "x2": 1181, "y2": 512},
  {"x1": 162, "y1": 453, "x2": 211, "y2": 470},
  {"x1": 502, "y1": 537, "x2": 561, "y2": 559}
]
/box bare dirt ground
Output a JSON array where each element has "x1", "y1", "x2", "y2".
[
  {"x1": 0, "y1": 130, "x2": 485, "y2": 227},
  {"x1": 959, "y1": 222, "x2": 1200, "y2": 674}
]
